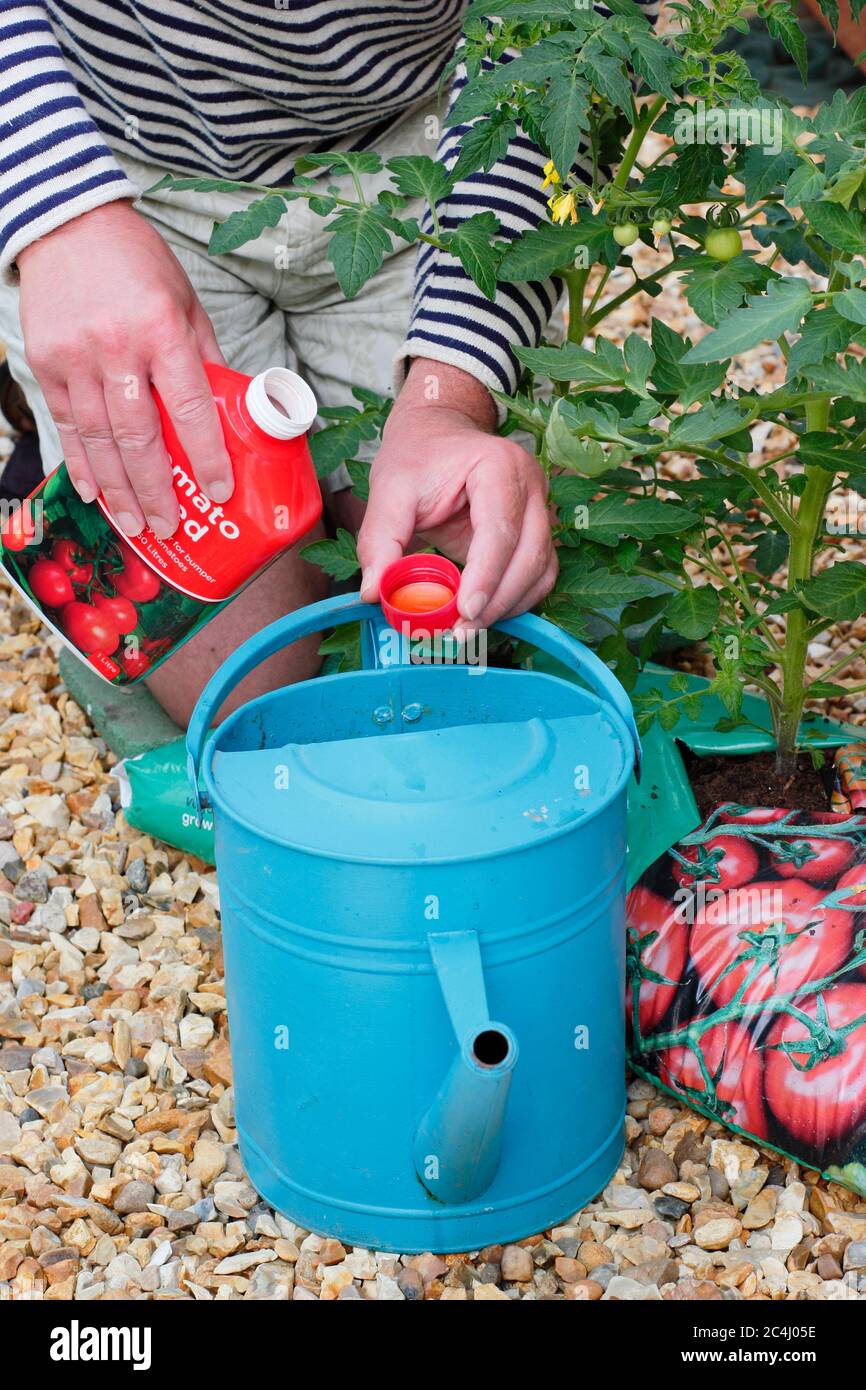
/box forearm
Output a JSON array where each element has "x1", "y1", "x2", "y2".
[{"x1": 0, "y1": 2, "x2": 137, "y2": 279}]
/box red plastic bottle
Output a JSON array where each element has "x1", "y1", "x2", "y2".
[{"x1": 0, "y1": 363, "x2": 322, "y2": 684}]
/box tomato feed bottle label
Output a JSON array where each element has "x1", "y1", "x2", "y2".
[{"x1": 0, "y1": 364, "x2": 321, "y2": 685}]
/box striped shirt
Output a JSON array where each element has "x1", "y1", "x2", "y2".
[{"x1": 0, "y1": 1, "x2": 658, "y2": 398}]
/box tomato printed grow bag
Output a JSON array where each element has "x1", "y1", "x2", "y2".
[{"x1": 627, "y1": 802, "x2": 866, "y2": 1197}]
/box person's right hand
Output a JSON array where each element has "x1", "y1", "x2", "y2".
[{"x1": 17, "y1": 200, "x2": 233, "y2": 538}]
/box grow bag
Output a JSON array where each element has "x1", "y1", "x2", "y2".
[{"x1": 627, "y1": 799, "x2": 866, "y2": 1196}]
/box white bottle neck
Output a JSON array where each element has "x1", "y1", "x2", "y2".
[{"x1": 245, "y1": 368, "x2": 317, "y2": 440}]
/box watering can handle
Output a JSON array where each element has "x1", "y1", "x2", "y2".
[
  {"x1": 496, "y1": 612, "x2": 641, "y2": 777},
  {"x1": 186, "y1": 592, "x2": 640, "y2": 812}
]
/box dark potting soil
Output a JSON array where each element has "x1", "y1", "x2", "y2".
[{"x1": 683, "y1": 748, "x2": 834, "y2": 822}]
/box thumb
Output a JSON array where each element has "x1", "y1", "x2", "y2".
[{"x1": 357, "y1": 477, "x2": 416, "y2": 601}]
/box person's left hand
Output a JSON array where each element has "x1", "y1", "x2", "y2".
[{"x1": 357, "y1": 358, "x2": 557, "y2": 632}]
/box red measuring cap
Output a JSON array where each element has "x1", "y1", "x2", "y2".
[{"x1": 379, "y1": 554, "x2": 461, "y2": 637}]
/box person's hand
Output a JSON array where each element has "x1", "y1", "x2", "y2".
[
  {"x1": 358, "y1": 358, "x2": 556, "y2": 631},
  {"x1": 17, "y1": 200, "x2": 232, "y2": 538}
]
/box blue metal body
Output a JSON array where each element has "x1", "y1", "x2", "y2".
[{"x1": 187, "y1": 595, "x2": 639, "y2": 1253}]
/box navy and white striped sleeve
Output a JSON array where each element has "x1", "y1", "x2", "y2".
[
  {"x1": 0, "y1": 2, "x2": 139, "y2": 279},
  {"x1": 399, "y1": 2, "x2": 660, "y2": 401}
]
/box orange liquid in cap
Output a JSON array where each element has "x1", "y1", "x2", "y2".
[{"x1": 389, "y1": 581, "x2": 454, "y2": 613}]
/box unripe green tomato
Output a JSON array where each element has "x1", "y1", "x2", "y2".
[
  {"x1": 704, "y1": 227, "x2": 742, "y2": 261},
  {"x1": 613, "y1": 223, "x2": 639, "y2": 247},
  {"x1": 652, "y1": 217, "x2": 672, "y2": 237}
]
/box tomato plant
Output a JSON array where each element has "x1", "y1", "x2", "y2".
[
  {"x1": 155, "y1": 0, "x2": 866, "y2": 774},
  {"x1": 27, "y1": 558, "x2": 73, "y2": 609},
  {"x1": 626, "y1": 886, "x2": 688, "y2": 1035},
  {"x1": 765, "y1": 984, "x2": 866, "y2": 1148},
  {"x1": 659, "y1": 1020, "x2": 767, "y2": 1138},
  {"x1": 690, "y1": 877, "x2": 852, "y2": 1010}
]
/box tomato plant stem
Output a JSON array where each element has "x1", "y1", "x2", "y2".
[{"x1": 776, "y1": 397, "x2": 834, "y2": 770}]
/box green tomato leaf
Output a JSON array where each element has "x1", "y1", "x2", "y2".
[
  {"x1": 300, "y1": 529, "x2": 360, "y2": 581},
  {"x1": 385, "y1": 155, "x2": 453, "y2": 207},
  {"x1": 540, "y1": 69, "x2": 590, "y2": 178},
  {"x1": 576, "y1": 494, "x2": 698, "y2": 546},
  {"x1": 680, "y1": 254, "x2": 776, "y2": 328},
  {"x1": 802, "y1": 200, "x2": 866, "y2": 255},
  {"x1": 834, "y1": 286, "x2": 866, "y2": 328},
  {"x1": 623, "y1": 333, "x2": 655, "y2": 397},
  {"x1": 295, "y1": 150, "x2": 383, "y2": 178},
  {"x1": 665, "y1": 586, "x2": 721, "y2": 641},
  {"x1": 310, "y1": 412, "x2": 379, "y2": 477},
  {"x1": 558, "y1": 567, "x2": 662, "y2": 607},
  {"x1": 682, "y1": 277, "x2": 812, "y2": 365},
  {"x1": 788, "y1": 306, "x2": 857, "y2": 372},
  {"x1": 765, "y1": 0, "x2": 808, "y2": 84},
  {"x1": 808, "y1": 357, "x2": 866, "y2": 400},
  {"x1": 208, "y1": 194, "x2": 287, "y2": 256},
  {"x1": 514, "y1": 341, "x2": 624, "y2": 385},
  {"x1": 801, "y1": 561, "x2": 866, "y2": 621},
  {"x1": 650, "y1": 320, "x2": 726, "y2": 408},
  {"x1": 452, "y1": 110, "x2": 516, "y2": 182},
  {"x1": 742, "y1": 145, "x2": 800, "y2": 202},
  {"x1": 326, "y1": 205, "x2": 394, "y2": 300},
  {"x1": 666, "y1": 399, "x2": 750, "y2": 447},
  {"x1": 445, "y1": 210, "x2": 502, "y2": 300}
]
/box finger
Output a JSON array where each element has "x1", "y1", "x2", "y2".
[
  {"x1": 40, "y1": 381, "x2": 99, "y2": 503},
  {"x1": 479, "y1": 496, "x2": 556, "y2": 623},
  {"x1": 151, "y1": 337, "x2": 233, "y2": 503},
  {"x1": 103, "y1": 367, "x2": 178, "y2": 538},
  {"x1": 190, "y1": 300, "x2": 228, "y2": 368},
  {"x1": 356, "y1": 477, "x2": 417, "y2": 601},
  {"x1": 69, "y1": 377, "x2": 146, "y2": 534},
  {"x1": 509, "y1": 553, "x2": 559, "y2": 619},
  {"x1": 457, "y1": 461, "x2": 526, "y2": 623}
]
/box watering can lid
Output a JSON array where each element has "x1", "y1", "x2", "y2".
[{"x1": 209, "y1": 709, "x2": 629, "y2": 861}]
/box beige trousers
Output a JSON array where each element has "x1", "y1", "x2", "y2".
[{"x1": 0, "y1": 100, "x2": 440, "y2": 490}]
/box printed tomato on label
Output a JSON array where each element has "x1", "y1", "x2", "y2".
[
  {"x1": 626, "y1": 886, "x2": 688, "y2": 1036},
  {"x1": 672, "y1": 834, "x2": 759, "y2": 891},
  {"x1": 2, "y1": 508, "x2": 38, "y2": 550},
  {"x1": 93, "y1": 593, "x2": 138, "y2": 634},
  {"x1": 834, "y1": 862, "x2": 866, "y2": 909},
  {"x1": 770, "y1": 836, "x2": 856, "y2": 884},
  {"x1": 120, "y1": 648, "x2": 151, "y2": 679},
  {"x1": 27, "y1": 558, "x2": 74, "y2": 609},
  {"x1": 659, "y1": 1021, "x2": 767, "y2": 1138},
  {"x1": 51, "y1": 538, "x2": 93, "y2": 587},
  {"x1": 691, "y1": 878, "x2": 852, "y2": 1010},
  {"x1": 61, "y1": 601, "x2": 120, "y2": 656},
  {"x1": 113, "y1": 544, "x2": 161, "y2": 603},
  {"x1": 765, "y1": 984, "x2": 866, "y2": 1149},
  {"x1": 718, "y1": 806, "x2": 790, "y2": 825}
]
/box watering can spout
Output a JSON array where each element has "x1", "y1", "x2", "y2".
[{"x1": 412, "y1": 931, "x2": 518, "y2": 1205}]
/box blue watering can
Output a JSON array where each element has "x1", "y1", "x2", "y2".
[{"x1": 187, "y1": 594, "x2": 640, "y2": 1253}]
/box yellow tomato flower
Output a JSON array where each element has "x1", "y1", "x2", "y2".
[
  {"x1": 541, "y1": 159, "x2": 561, "y2": 190},
  {"x1": 548, "y1": 190, "x2": 578, "y2": 225}
]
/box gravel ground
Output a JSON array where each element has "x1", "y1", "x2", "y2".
[{"x1": 4, "y1": 186, "x2": 866, "y2": 1302}]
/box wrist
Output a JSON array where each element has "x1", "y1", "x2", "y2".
[
  {"x1": 398, "y1": 357, "x2": 497, "y2": 432},
  {"x1": 17, "y1": 199, "x2": 138, "y2": 271}
]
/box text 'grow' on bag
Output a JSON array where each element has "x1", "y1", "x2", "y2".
[{"x1": 187, "y1": 593, "x2": 639, "y2": 1253}]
